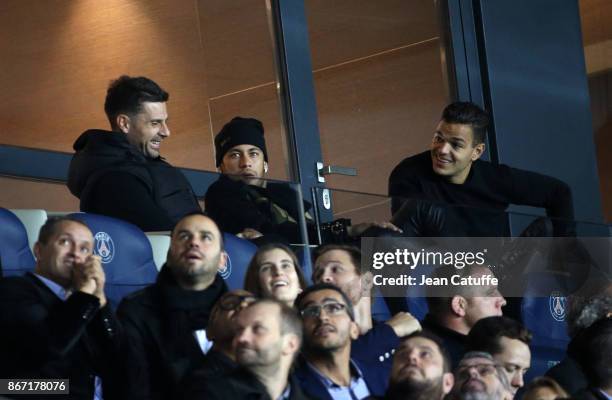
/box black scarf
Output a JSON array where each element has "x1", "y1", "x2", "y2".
[{"x1": 157, "y1": 264, "x2": 227, "y2": 331}]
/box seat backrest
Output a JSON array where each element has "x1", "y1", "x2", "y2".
[
  {"x1": 0, "y1": 208, "x2": 36, "y2": 276},
  {"x1": 521, "y1": 271, "x2": 571, "y2": 349},
  {"x1": 220, "y1": 232, "x2": 258, "y2": 290},
  {"x1": 9, "y1": 209, "x2": 48, "y2": 253},
  {"x1": 68, "y1": 212, "x2": 158, "y2": 308},
  {"x1": 146, "y1": 233, "x2": 171, "y2": 271}
]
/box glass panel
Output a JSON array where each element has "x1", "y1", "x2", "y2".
[
  {"x1": 304, "y1": 0, "x2": 452, "y2": 197},
  {"x1": 579, "y1": 0, "x2": 612, "y2": 223},
  {"x1": 0, "y1": 0, "x2": 291, "y2": 181},
  {"x1": 202, "y1": 173, "x2": 311, "y2": 247}
]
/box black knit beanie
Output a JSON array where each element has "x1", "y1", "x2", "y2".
[{"x1": 214, "y1": 117, "x2": 268, "y2": 167}]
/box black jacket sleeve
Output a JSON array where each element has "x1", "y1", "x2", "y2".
[{"x1": 87, "y1": 171, "x2": 177, "y2": 231}]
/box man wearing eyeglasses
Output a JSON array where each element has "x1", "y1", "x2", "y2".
[
  {"x1": 294, "y1": 283, "x2": 388, "y2": 400},
  {"x1": 449, "y1": 352, "x2": 512, "y2": 400}
]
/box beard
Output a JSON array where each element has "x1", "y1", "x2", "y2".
[{"x1": 386, "y1": 376, "x2": 445, "y2": 400}]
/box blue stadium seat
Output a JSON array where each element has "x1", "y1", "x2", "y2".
[
  {"x1": 220, "y1": 232, "x2": 258, "y2": 290},
  {"x1": 68, "y1": 212, "x2": 158, "y2": 309},
  {"x1": 521, "y1": 271, "x2": 571, "y2": 380},
  {"x1": 0, "y1": 208, "x2": 36, "y2": 277}
]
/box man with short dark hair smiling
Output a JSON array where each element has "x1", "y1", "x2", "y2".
[{"x1": 389, "y1": 101, "x2": 574, "y2": 237}]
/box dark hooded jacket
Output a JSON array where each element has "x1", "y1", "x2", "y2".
[{"x1": 68, "y1": 129, "x2": 200, "y2": 231}]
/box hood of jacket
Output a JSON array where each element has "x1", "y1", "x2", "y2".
[{"x1": 67, "y1": 129, "x2": 151, "y2": 198}]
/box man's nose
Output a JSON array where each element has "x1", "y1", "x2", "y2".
[
  {"x1": 239, "y1": 154, "x2": 251, "y2": 168},
  {"x1": 321, "y1": 270, "x2": 334, "y2": 284},
  {"x1": 159, "y1": 122, "x2": 170, "y2": 137},
  {"x1": 512, "y1": 373, "x2": 524, "y2": 388},
  {"x1": 437, "y1": 141, "x2": 452, "y2": 154}
]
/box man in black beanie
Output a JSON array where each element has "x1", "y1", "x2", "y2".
[{"x1": 205, "y1": 117, "x2": 400, "y2": 245}]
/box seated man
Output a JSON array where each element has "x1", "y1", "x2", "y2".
[
  {"x1": 312, "y1": 244, "x2": 421, "y2": 368},
  {"x1": 389, "y1": 101, "x2": 574, "y2": 237},
  {"x1": 574, "y1": 317, "x2": 612, "y2": 400},
  {"x1": 385, "y1": 331, "x2": 454, "y2": 400},
  {"x1": 68, "y1": 75, "x2": 200, "y2": 231},
  {"x1": 182, "y1": 299, "x2": 311, "y2": 400},
  {"x1": 294, "y1": 283, "x2": 388, "y2": 399},
  {"x1": 183, "y1": 289, "x2": 257, "y2": 382},
  {"x1": 546, "y1": 287, "x2": 612, "y2": 394},
  {"x1": 448, "y1": 352, "x2": 512, "y2": 400},
  {"x1": 424, "y1": 264, "x2": 506, "y2": 367},
  {"x1": 117, "y1": 212, "x2": 228, "y2": 400},
  {"x1": 205, "y1": 116, "x2": 399, "y2": 245},
  {"x1": 466, "y1": 316, "x2": 532, "y2": 396},
  {"x1": 0, "y1": 216, "x2": 121, "y2": 399}
]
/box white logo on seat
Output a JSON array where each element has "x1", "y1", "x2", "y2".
[
  {"x1": 94, "y1": 232, "x2": 115, "y2": 264},
  {"x1": 218, "y1": 253, "x2": 232, "y2": 280},
  {"x1": 549, "y1": 293, "x2": 567, "y2": 322}
]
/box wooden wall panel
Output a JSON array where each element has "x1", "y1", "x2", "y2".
[
  {"x1": 305, "y1": 0, "x2": 439, "y2": 70},
  {"x1": 313, "y1": 40, "x2": 448, "y2": 196},
  {"x1": 0, "y1": 176, "x2": 79, "y2": 211},
  {"x1": 0, "y1": 0, "x2": 224, "y2": 171},
  {"x1": 198, "y1": 0, "x2": 277, "y2": 98}
]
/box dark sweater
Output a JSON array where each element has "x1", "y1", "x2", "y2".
[{"x1": 389, "y1": 151, "x2": 574, "y2": 236}]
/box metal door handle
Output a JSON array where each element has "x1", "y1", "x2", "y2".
[{"x1": 317, "y1": 162, "x2": 357, "y2": 182}]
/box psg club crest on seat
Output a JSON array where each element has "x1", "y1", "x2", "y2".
[
  {"x1": 549, "y1": 293, "x2": 567, "y2": 322},
  {"x1": 218, "y1": 254, "x2": 232, "y2": 280},
  {"x1": 94, "y1": 232, "x2": 115, "y2": 264}
]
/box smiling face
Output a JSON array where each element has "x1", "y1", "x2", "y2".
[
  {"x1": 120, "y1": 101, "x2": 170, "y2": 159},
  {"x1": 167, "y1": 214, "x2": 225, "y2": 289},
  {"x1": 34, "y1": 221, "x2": 94, "y2": 289},
  {"x1": 219, "y1": 144, "x2": 267, "y2": 187},
  {"x1": 257, "y1": 248, "x2": 302, "y2": 306},
  {"x1": 430, "y1": 121, "x2": 484, "y2": 184}
]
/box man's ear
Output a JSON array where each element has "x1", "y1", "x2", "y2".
[
  {"x1": 282, "y1": 333, "x2": 300, "y2": 356},
  {"x1": 33, "y1": 241, "x2": 41, "y2": 261},
  {"x1": 471, "y1": 142, "x2": 485, "y2": 161},
  {"x1": 116, "y1": 114, "x2": 131, "y2": 134},
  {"x1": 349, "y1": 321, "x2": 360, "y2": 340},
  {"x1": 264, "y1": 162, "x2": 268, "y2": 174},
  {"x1": 442, "y1": 372, "x2": 454, "y2": 395},
  {"x1": 450, "y1": 295, "x2": 467, "y2": 317}
]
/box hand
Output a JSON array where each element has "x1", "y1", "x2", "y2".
[
  {"x1": 73, "y1": 255, "x2": 107, "y2": 307},
  {"x1": 236, "y1": 228, "x2": 263, "y2": 240},
  {"x1": 385, "y1": 312, "x2": 421, "y2": 337},
  {"x1": 347, "y1": 221, "x2": 403, "y2": 237}
]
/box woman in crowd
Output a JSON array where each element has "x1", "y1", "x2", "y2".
[
  {"x1": 243, "y1": 243, "x2": 307, "y2": 307},
  {"x1": 523, "y1": 377, "x2": 569, "y2": 400}
]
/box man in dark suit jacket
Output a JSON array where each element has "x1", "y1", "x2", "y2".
[
  {"x1": 0, "y1": 216, "x2": 121, "y2": 400},
  {"x1": 294, "y1": 283, "x2": 388, "y2": 400}
]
